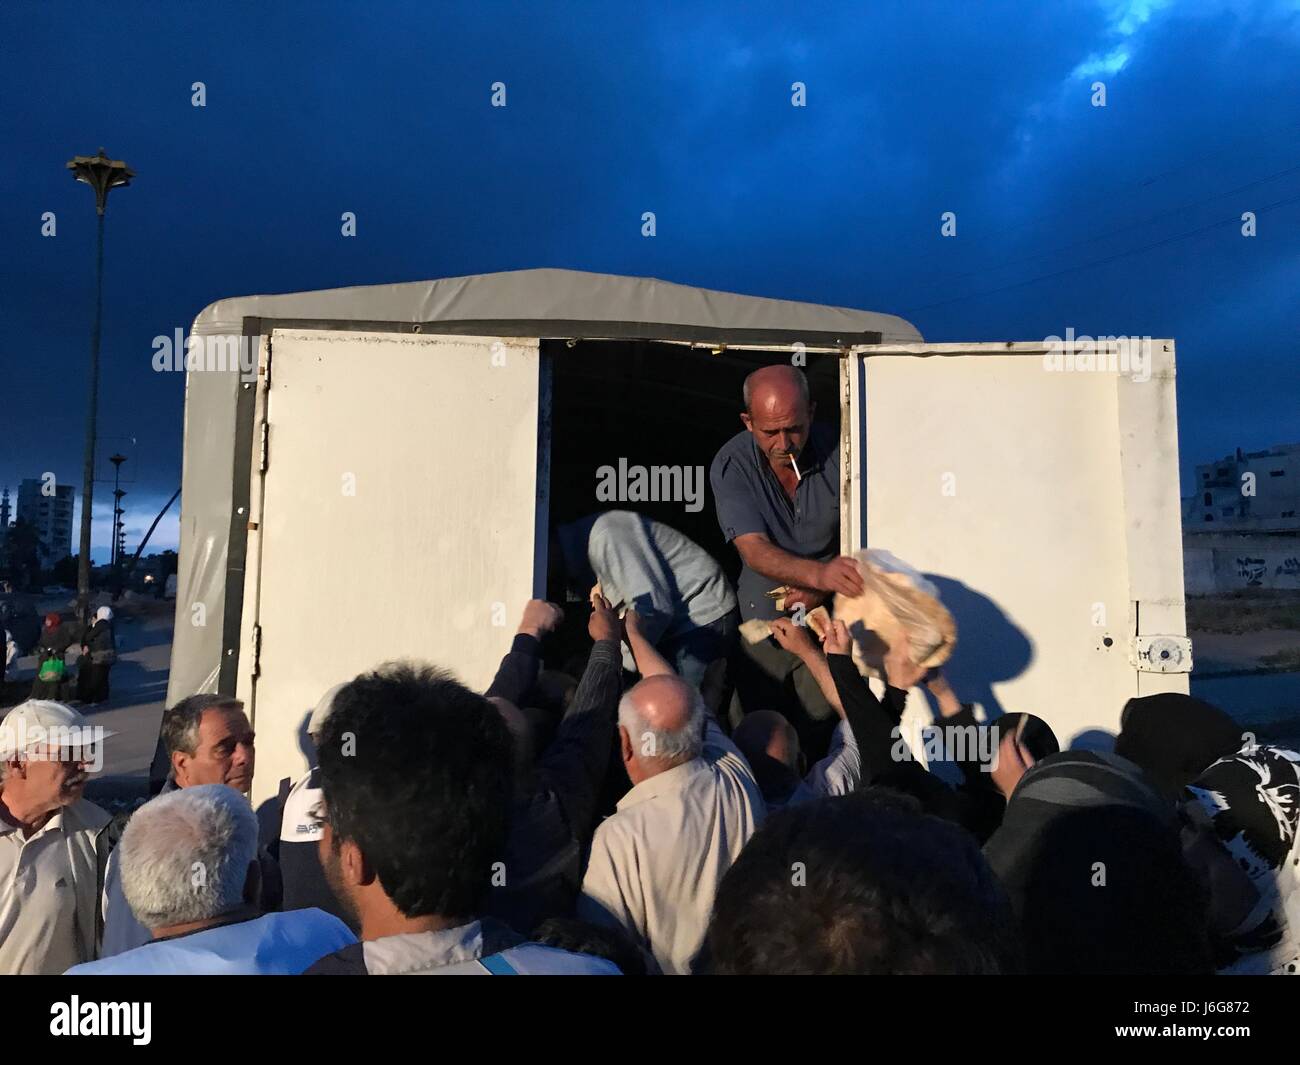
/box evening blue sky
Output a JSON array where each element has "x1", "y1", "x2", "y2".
[{"x1": 1, "y1": 0, "x2": 1297, "y2": 560}]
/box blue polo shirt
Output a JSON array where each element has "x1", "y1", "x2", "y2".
[{"x1": 709, "y1": 423, "x2": 840, "y2": 621}]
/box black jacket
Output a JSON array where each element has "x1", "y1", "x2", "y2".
[
  {"x1": 826, "y1": 653, "x2": 1005, "y2": 842},
  {"x1": 486, "y1": 638, "x2": 623, "y2": 933}
]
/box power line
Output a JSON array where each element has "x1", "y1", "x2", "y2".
[{"x1": 900, "y1": 191, "x2": 1300, "y2": 315}]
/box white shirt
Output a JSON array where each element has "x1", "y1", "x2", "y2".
[
  {"x1": 779, "y1": 720, "x2": 862, "y2": 809},
  {"x1": 0, "y1": 799, "x2": 108, "y2": 975},
  {"x1": 578, "y1": 719, "x2": 765, "y2": 974}
]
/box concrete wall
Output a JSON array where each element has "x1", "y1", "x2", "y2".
[{"x1": 1184, "y1": 532, "x2": 1300, "y2": 594}]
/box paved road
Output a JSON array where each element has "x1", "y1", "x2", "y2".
[{"x1": 1192, "y1": 670, "x2": 1300, "y2": 750}]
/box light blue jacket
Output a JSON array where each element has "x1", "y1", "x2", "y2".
[{"x1": 66, "y1": 908, "x2": 355, "y2": 975}]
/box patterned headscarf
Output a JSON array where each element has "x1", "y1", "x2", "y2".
[{"x1": 1184, "y1": 742, "x2": 1300, "y2": 975}]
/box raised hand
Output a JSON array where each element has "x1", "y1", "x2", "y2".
[
  {"x1": 883, "y1": 638, "x2": 927, "y2": 690},
  {"x1": 589, "y1": 594, "x2": 622, "y2": 643},
  {"x1": 770, "y1": 617, "x2": 818, "y2": 658},
  {"x1": 822, "y1": 618, "x2": 853, "y2": 657},
  {"x1": 518, "y1": 599, "x2": 565, "y2": 638},
  {"x1": 816, "y1": 556, "x2": 865, "y2": 598}
]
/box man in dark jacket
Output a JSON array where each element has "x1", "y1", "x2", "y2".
[{"x1": 485, "y1": 596, "x2": 623, "y2": 933}]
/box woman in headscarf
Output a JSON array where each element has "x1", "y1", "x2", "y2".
[
  {"x1": 1114, "y1": 692, "x2": 1244, "y2": 802},
  {"x1": 983, "y1": 748, "x2": 1214, "y2": 975},
  {"x1": 1182, "y1": 740, "x2": 1300, "y2": 975},
  {"x1": 30, "y1": 611, "x2": 76, "y2": 699},
  {"x1": 76, "y1": 605, "x2": 117, "y2": 704},
  {"x1": 1116, "y1": 692, "x2": 1300, "y2": 974}
]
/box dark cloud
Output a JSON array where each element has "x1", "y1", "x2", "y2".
[{"x1": 2, "y1": 0, "x2": 1297, "y2": 563}]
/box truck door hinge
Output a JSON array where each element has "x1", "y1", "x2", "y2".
[
  {"x1": 258, "y1": 421, "x2": 269, "y2": 473},
  {"x1": 251, "y1": 624, "x2": 262, "y2": 677}
]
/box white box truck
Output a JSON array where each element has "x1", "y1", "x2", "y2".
[{"x1": 166, "y1": 268, "x2": 1190, "y2": 803}]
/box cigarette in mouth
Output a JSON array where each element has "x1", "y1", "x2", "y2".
[{"x1": 790, "y1": 454, "x2": 802, "y2": 481}]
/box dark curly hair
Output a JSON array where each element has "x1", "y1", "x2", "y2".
[
  {"x1": 317, "y1": 661, "x2": 513, "y2": 921},
  {"x1": 705, "y1": 790, "x2": 1022, "y2": 974}
]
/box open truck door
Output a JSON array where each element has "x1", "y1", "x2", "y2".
[
  {"x1": 234, "y1": 329, "x2": 547, "y2": 804},
  {"x1": 842, "y1": 339, "x2": 1191, "y2": 749}
]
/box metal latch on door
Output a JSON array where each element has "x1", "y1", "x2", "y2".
[{"x1": 1129, "y1": 635, "x2": 1193, "y2": 673}]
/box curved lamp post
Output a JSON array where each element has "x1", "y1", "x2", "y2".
[{"x1": 67, "y1": 149, "x2": 134, "y2": 624}]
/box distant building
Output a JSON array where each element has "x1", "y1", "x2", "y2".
[
  {"x1": 0, "y1": 486, "x2": 10, "y2": 529},
  {"x1": 1184, "y1": 443, "x2": 1300, "y2": 533},
  {"x1": 16, "y1": 478, "x2": 75, "y2": 564}
]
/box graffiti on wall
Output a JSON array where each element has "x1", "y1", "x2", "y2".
[
  {"x1": 1236, "y1": 557, "x2": 1267, "y2": 586},
  {"x1": 1276, "y1": 556, "x2": 1300, "y2": 579}
]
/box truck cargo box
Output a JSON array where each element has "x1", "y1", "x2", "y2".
[{"x1": 168, "y1": 269, "x2": 1188, "y2": 802}]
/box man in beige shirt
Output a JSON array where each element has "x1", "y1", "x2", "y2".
[
  {"x1": 578, "y1": 669, "x2": 765, "y2": 974},
  {"x1": 0, "y1": 700, "x2": 112, "y2": 974}
]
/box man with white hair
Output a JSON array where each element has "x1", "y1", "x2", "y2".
[
  {"x1": 0, "y1": 700, "x2": 114, "y2": 974},
  {"x1": 67, "y1": 784, "x2": 354, "y2": 974},
  {"x1": 577, "y1": 621, "x2": 766, "y2": 974},
  {"x1": 100, "y1": 692, "x2": 278, "y2": 956}
]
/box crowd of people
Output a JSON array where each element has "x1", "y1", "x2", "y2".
[{"x1": 0, "y1": 364, "x2": 1295, "y2": 976}]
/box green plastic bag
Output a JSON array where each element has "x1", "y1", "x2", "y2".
[{"x1": 38, "y1": 656, "x2": 65, "y2": 682}]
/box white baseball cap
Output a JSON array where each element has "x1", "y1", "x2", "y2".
[
  {"x1": 0, "y1": 700, "x2": 116, "y2": 758},
  {"x1": 308, "y1": 683, "x2": 348, "y2": 737}
]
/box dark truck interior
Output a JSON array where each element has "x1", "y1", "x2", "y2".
[
  {"x1": 539, "y1": 338, "x2": 841, "y2": 682},
  {"x1": 545, "y1": 337, "x2": 841, "y2": 583}
]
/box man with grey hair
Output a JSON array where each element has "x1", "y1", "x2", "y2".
[
  {"x1": 578, "y1": 620, "x2": 765, "y2": 973},
  {"x1": 67, "y1": 784, "x2": 353, "y2": 974},
  {"x1": 101, "y1": 692, "x2": 280, "y2": 956}
]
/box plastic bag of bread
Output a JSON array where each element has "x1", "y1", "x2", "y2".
[{"x1": 833, "y1": 549, "x2": 956, "y2": 679}]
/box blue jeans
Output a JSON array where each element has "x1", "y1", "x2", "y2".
[{"x1": 660, "y1": 609, "x2": 739, "y2": 699}]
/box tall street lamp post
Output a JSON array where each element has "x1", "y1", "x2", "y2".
[
  {"x1": 109, "y1": 451, "x2": 127, "y2": 594},
  {"x1": 67, "y1": 149, "x2": 134, "y2": 625}
]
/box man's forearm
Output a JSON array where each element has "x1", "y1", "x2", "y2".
[
  {"x1": 627, "y1": 625, "x2": 674, "y2": 678},
  {"x1": 735, "y1": 534, "x2": 824, "y2": 589}
]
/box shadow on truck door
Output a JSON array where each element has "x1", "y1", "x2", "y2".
[{"x1": 924, "y1": 574, "x2": 1034, "y2": 722}]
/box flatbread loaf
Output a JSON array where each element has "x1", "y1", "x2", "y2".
[{"x1": 832, "y1": 549, "x2": 956, "y2": 679}]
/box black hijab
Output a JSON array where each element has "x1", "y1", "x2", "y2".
[
  {"x1": 1114, "y1": 692, "x2": 1243, "y2": 802},
  {"x1": 984, "y1": 750, "x2": 1213, "y2": 974}
]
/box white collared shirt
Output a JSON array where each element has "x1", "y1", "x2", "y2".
[
  {"x1": 578, "y1": 719, "x2": 766, "y2": 974},
  {"x1": 0, "y1": 808, "x2": 86, "y2": 974}
]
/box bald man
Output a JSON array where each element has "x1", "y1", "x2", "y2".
[
  {"x1": 710, "y1": 365, "x2": 864, "y2": 745},
  {"x1": 577, "y1": 674, "x2": 764, "y2": 974},
  {"x1": 733, "y1": 708, "x2": 860, "y2": 812}
]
